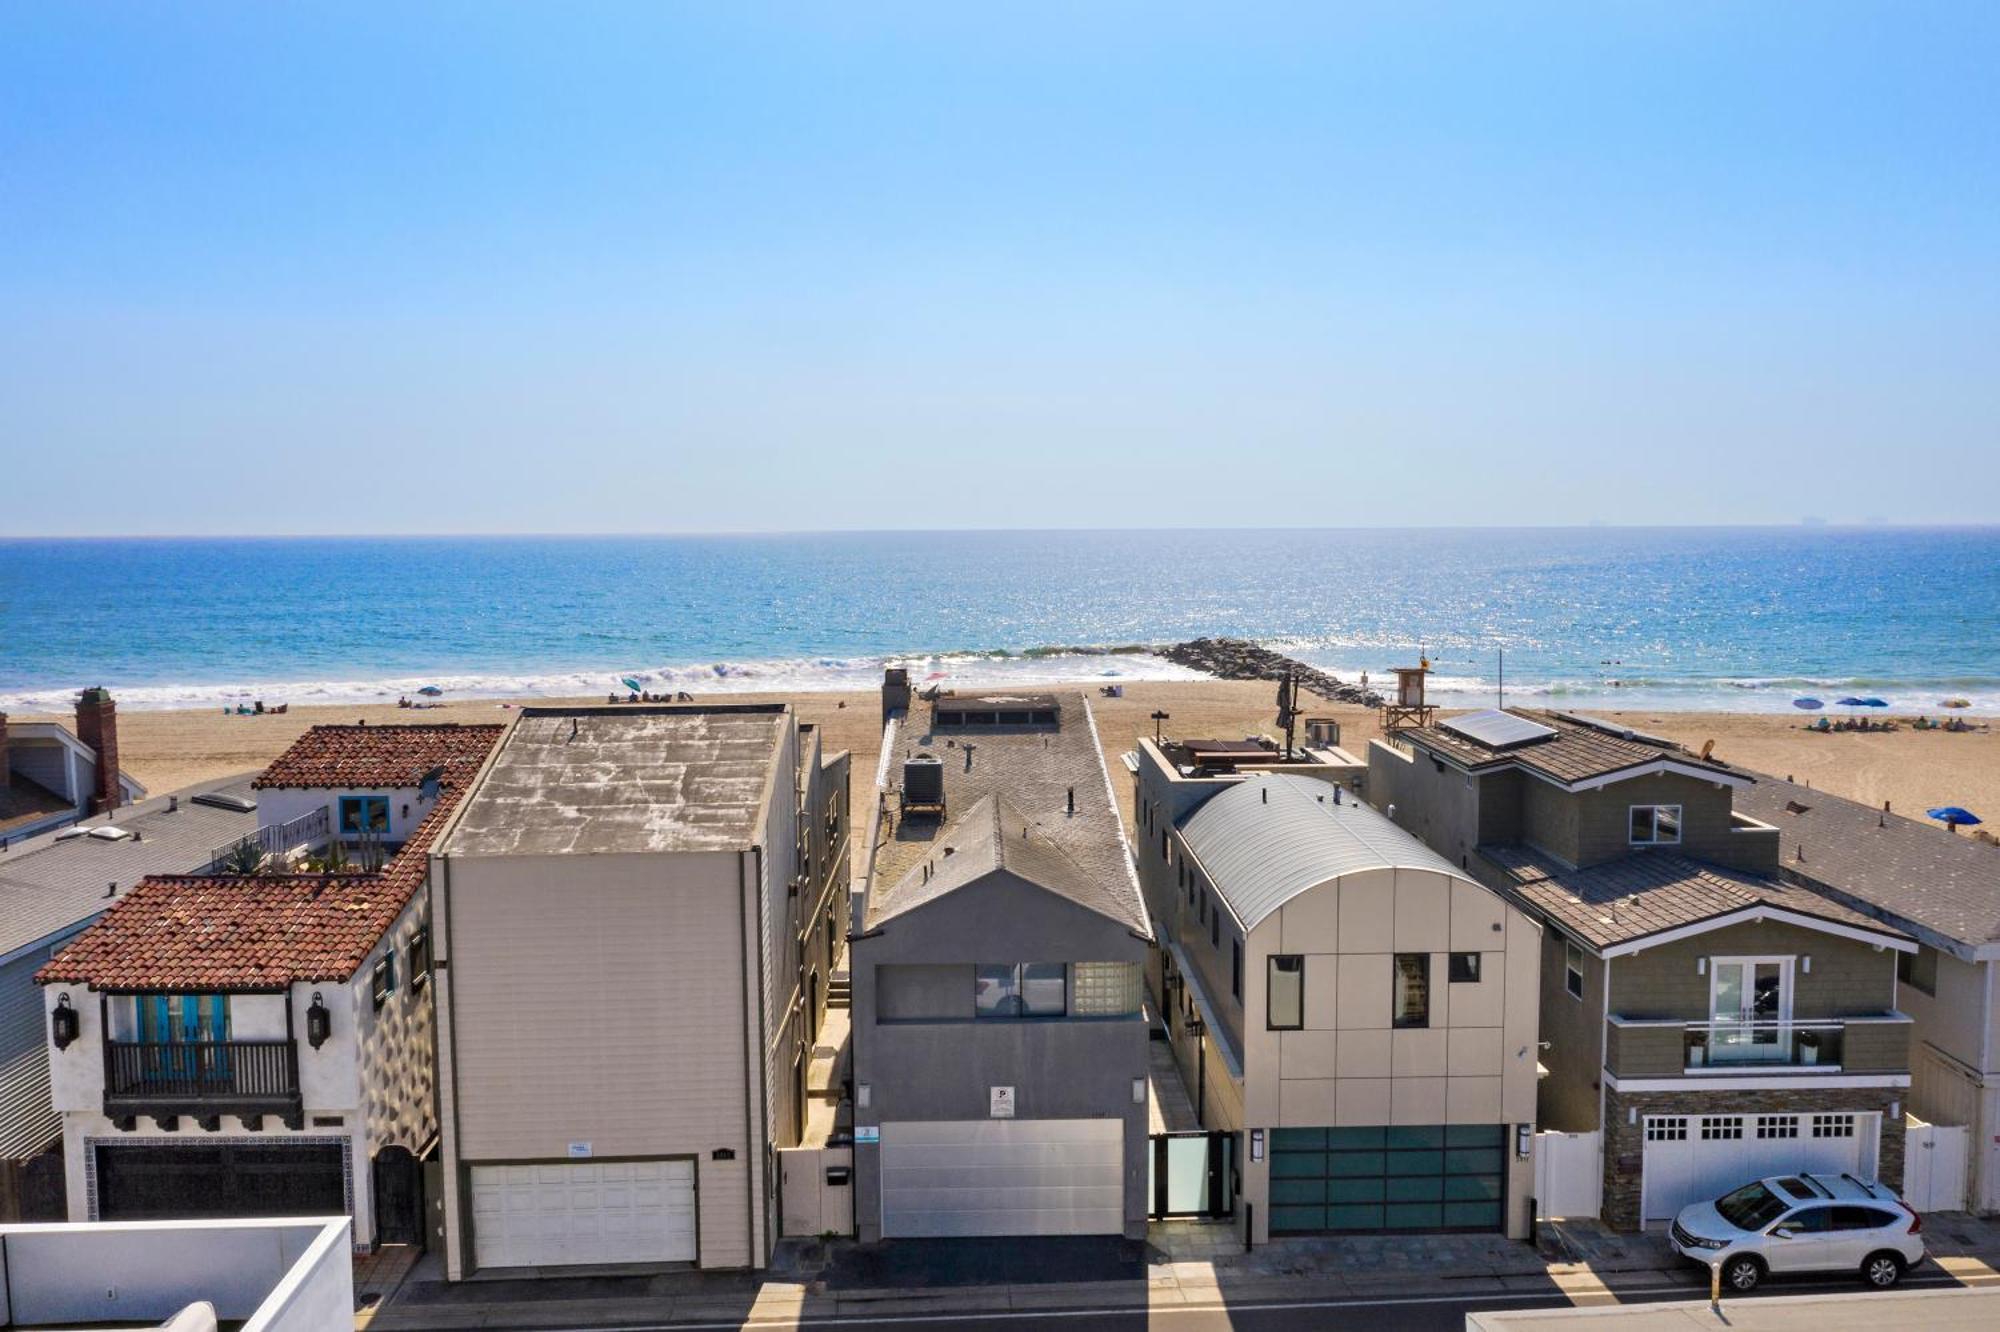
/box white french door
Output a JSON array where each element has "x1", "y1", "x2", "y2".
[{"x1": 1709, "y1": 957, "x2": 1791, "y2": 1065}]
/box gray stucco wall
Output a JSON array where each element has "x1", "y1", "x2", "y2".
[
  {"x1": 1367, "y1": 742, "x2": 1483, "y2": 870},
  {"x1": 1535, "y1": 924, "x2": 1604, "y2": 1133},
  {"x1": 851, "y1": 871, "x2": 1147, "y2": 1241}
]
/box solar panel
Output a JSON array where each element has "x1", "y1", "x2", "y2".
[{"x1": 1440, "y1": 708, "x2": 1557, "y2": 750}]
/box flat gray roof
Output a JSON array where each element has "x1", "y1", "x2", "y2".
[
  {"x1": 438, "y1": 705, "x2": 791, "y2": 857},
  {"x1": 1179, "y1": 771, "x2": 1469, "y2": 929},
  {"x1": 0, "y1": 774, "x2": 258, "y2": 958}
]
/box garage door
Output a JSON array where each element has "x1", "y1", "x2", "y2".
[
  {"x1": 880, "y1": 1119, "x2": 1124, "y2": 1237},
  {"x1": 1269, "y1": 1125, "x2": 1507, "y2": 1233},
  {"x1": 471, "y1": 1160, "x2": 696, "y2": 1269},
  {"x1": 96, "y1": 1142, "x2": 346, "y2": 1221},
  {"x1": 1642, "y1": 1112, "x2": 1878, "y2": 1223}
]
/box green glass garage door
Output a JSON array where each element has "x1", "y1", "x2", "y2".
[{"x1": 1269, "y1": 1125, "x2": 1505, "y2": 1233}]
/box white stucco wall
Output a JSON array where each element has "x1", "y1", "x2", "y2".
[{"x1": 256, "y1": 785, "x2": 428, "y2": 847}]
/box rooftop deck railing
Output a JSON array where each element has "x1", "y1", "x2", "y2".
[{"x1": 209, "y1": 805, "x2": 330, "y2": 869}]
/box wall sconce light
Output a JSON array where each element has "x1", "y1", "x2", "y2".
[
  {"x1": 1696, "y1": 958, "x2": 1707, "y2": 976},
  {"x1": 1250, "y1": 1129, "x2": 1265, "y2": 1162},
  {"x1": 51, "y1": 994, "x2": 80, "y2": 1050},
  {"x1": 305, "y1": 991, "x2": 331, "y2": 1048},
  {"x1": 856, "y1": 1083, "x2": 871, "y2": 1109},
  {"x1": 1802, "y1": 956, "x2": 1812, "y2": 974},
  {"x1": 1889, "y1": 1100, "x2": 1900, "y2": 1120},
  {"x1": 1516, "y1": 1123, "x2": 1533, "y2": 1159},
  {"x1": 1131, "y1": 1078, "x2": 1147, "y2": 1106}
]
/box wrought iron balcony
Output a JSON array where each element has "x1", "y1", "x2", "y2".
[{"x1": 102, "y1": 1039, "x2": 301, "y2": 1120}]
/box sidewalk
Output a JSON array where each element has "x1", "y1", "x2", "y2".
[{"x1": 362, "y1": 1213, "x2": 2000, "y2": 1329}]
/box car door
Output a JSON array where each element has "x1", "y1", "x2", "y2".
[
  {"x1": 1829, "y1": 1205, "x2": 1898, "y2": 1267},
  {"x1": 1763, "y1": 1205, "x2": 1836, "y2": 1271}
]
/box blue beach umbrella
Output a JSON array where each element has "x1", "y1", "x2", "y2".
[
  {"x1": 1928, "y1": 806, "x2": 1982, "y2": 827},
  {"x1": 1858, "y1": 697, "x2": 1889, "y2": 708},
  {"x1": 621, "y1": 676, "x2": 644, "y2": 693},
  {"x1": 1792, "y1": 697, "x2": 1824, "y2": 710},
  {"x1": 1834, "y1": 696, "x2": 1868, "y2": 707}
]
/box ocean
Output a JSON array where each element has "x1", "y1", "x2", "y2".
[{"x1": 1, "y1": 528, "x2": 1995, "y2": 715}]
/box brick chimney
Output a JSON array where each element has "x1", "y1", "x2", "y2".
[{"x1": 75, "y1": 687, "x2": 122, "y2": 815}]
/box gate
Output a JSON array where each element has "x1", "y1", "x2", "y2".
[
  {"x1": 373, "y1": 1146, "x2": 424, "y2": 1245},
  {"x1": 1148, "y1": 1131, "x2": 1233, "y2": 1219},
  {"x1": 1904, "y1": 1116, "x2": 1968, "y2": 1213},
  {"x1": 1534, "y1": 1129, "x2": 1602, "y2": 1221}
]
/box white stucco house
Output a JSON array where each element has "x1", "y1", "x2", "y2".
[{"x1": 247, "y1": 723, "x2": 504, "y2": 861}]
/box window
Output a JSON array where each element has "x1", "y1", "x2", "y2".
[
  {"x1": 1267, "y1": 955, "x2": 1304, "y2": 1030},
  {"x1": 1628, "y1": 804, "x2": 1682, "y2": 846},
  {"x1": 371, "y1": 953, "x2": 396, "y2": 1011},
  {"x1": 1565, "y1": 940, "x2": 1585, "y2": 1000},
  {"x1": 1898, "y1": 946, "x2": 1938, "y2": 997},
  {"x1": 1231, "y1": 940, "x2": 1242, "y2": 1000},
  {"x1": 1755, "y1": 1115, "x2": 1799, "y2": 1139},
  {"x1": 1700, "y1": 1116, "x2": 1744, "y2": 1141},
  {"x1": 974, "y1": 963, "x2": 1067, "y2": 1019},
  {"x1": 1199, "y1": 890, "x2": 1208, "y2": 925},
  {"x1": 135, "y1": 994, "x2": 230, "y2": 1043},
  {"x1": 1811, "y1": 1113, "x2": 1856, "y2": 1139},
  {"x1": 1393, "y1": 954, "x2": 1430, "y2": 1028},
  {"x1": 1645, "y1": 1117, "x2": 1688, "y2": 1142},
  {"x1": 1449, "y1": 952, "x2": 1481, "y2": 983},
  {"x1": 339, "y1": 795, "x2": 391, "y2": 836},
  {"x1": 1071, "y1": 962, "x2": 1141, "y2": 1016},
  {"x1": 1833, "y1": 1206, "x2": 1897, "y2": 1231},
  {"x1": 1210, "y1": 906, "x2": 1220, "y2": 948},
  {"x1": 1780, "y1": 1207, "x2": 1834, "y2": 1234},
  {"x1": 408, "y1": 926, "x2": 432, "y2": 987},
  {"x1": 1161, "y1": 829, "x2": 1169, "y2": 861}
]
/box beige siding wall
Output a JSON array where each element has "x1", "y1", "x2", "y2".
[
  {"x1": 1896, "y1": 946, "x2": 1987, "y2": 1070},
  {"x1": 1537, "y1": 925, "x2": 1605, "y2": 1132},
  {"x1": 1606, "y1": 920, "x2": 1897, "y2": 1020},
  {"x1": 443, "y1": 849, "x2": 758, "y2": 1269}
]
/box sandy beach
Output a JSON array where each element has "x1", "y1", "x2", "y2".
[{"x1": 24, "y1": 682, "x2": 1999, "y2": 843}]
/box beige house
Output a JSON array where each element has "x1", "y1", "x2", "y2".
[
  {"x1": 1132, "y1": 739, "x2": 1541, "y2": 1242},
  {"x1": 428, "y1": 704, "x2": 849, "y2": 1277}
]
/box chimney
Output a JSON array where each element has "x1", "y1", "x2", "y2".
[{"x1": 75, "y1": 687, "x2": 122, "y2": 815}]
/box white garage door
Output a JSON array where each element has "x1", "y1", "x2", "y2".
[
  {"x1": 1642, "y1": 1112, "x2": 1878, "y2": 1223},
  {"x1": 880, "y1": 1119, "x2": 1124, "y2": 1237},
  {"x1": 472, "y1": 1160, "x2": 696, "y2": 1269}
]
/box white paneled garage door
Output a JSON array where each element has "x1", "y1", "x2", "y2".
[
  {"x1": 1641, "y1": 1112, "x2": 1879, "y2": 1223},
  {"x1": 471, "y1": 1160, "x2": 696, "y2": 1269},
  {"x1": 881, "y1": 1119, "x2": 1124, "y2": 1237}
]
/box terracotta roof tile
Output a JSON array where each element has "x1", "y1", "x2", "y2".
[
  {"x1": 39, "y1": 746, "x2": 487, "y2": 990},
  {"x1": 253, "y1": 724, "x2": 503, "y2": 790}
]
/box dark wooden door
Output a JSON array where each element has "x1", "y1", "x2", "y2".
[{"x1": 373, "y1": 1145, "x2": 423, "y2": 1245}]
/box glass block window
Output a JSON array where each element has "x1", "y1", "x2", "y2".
[{"x1": 1070, "y1": 962, "x2": 1142, "y2": 1017}]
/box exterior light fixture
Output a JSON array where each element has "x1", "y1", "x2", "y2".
[
  {"x1": 51, "y1": 994, "x2": 80, "y2": 1050},
  {"x1": 1250, "y1": 1129, "x2": 1265, "y2": 1163},
  {"x1": 1516, "y1": 1123, "x2": 1533, "y2": 1159},
  {"x1": 1131, "y1": 1078, "x2": 1147, "y2": 1106},
  {"x1": 306, "y1": 991, "x2": 331, "y2": 1048}
]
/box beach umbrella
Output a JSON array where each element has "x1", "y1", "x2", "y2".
[
  {"x1": 1941, "y1": 698, "x2": 1972, "y2": 709},
  {"x1": 1834, "y1": 696, "x2": 1868, "y2": 707},
  {"x1": 621, "y1": 676, "x2": 644, "y2": 693},
  {"x1": 1858, "y1": 697, "x2": 1889, "y2": 708},
  {"x1": 1792, "y1": 697, "x2": 1824, "y2": 710},
  {"x1": 1927, "y1": 806, "x2": 1982, "y2": 827},
  {"x1": 417, "y1": 685, "x2": 444, "y2": 697}
]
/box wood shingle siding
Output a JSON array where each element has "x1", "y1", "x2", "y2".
[{"x1": 1607, "y1": 921, "x2": 1897, "y2": 1020}]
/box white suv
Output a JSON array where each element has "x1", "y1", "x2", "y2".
[{"x1": 1670, "y1": 1173, "x2": 1924, "y2": 1292}]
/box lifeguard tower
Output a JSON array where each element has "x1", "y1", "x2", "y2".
[{"x1": 1380, "y1": 659, "x2": 1437, "y2": 733}]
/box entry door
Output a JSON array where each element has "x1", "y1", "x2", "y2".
[{"x1": 1710, "y1": 958, "x2": 1790, "y2": 1064}]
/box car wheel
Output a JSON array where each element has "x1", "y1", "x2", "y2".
[
  {"x1": 1862, "y1": 1251, "x2": 1905, "y2": 1289},
  {"x1": 1723, "y1": 1255, "x2": 1763, "y2": 1292}
]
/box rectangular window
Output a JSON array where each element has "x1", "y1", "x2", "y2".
[
  {"x1": 1210, "y1": 906, "x2": 1220, "y2": 948},
  {"x1": 1565, "y1": 940, "x2": 1585, "y2": 1001},
  {"x1": 1898, "y1": 946, "x2": 1938, "y2": 997},
  {"x1": 371, "y1": 953, "x2": 396, "y2": 1011},
  {"x1": 408, "y1": 926, "x2": 432, "y2": 987},
  {"x1": 1199, "y1": 890, "x2": 1208, "y2": 925},
  {"x1": 1645, "y1": 1117, "x2": 1688, "y2": 1142},
  {"x1": 1811, "y1": 1114, "x2": 1856, "y2": 1139},
  {"x1": 1231, "y1": 941, "x2": 1243, "y2": 999},
  {"x1": 1448, "y1": 952, "x2": 1481, "y2": 984},
  {"x1": 1071, "y1": 962, "x2": 1141, "y2": 1016},
  {"x1": 1628, "y1": 804, "x2": 1683, "y2": 846},
  {"x1": 339, "y1": 794, "x2": 391, "y2": 836},
  {"x1": 1267, "y1": 955, "x2": 1304, "y2": 1030},
  {"x1": 1755, "y1": 1115, "x2": 1799, "y2": 1140},
  {"x1": 1393, "y1": 954, "x2": 1431, "y2": 1028},
  {"x1": 974, "y1": 963, "x2": 1067, "y2": 1019},
  {"x1": 1699, "y1": 1116, "x2": 1744, "y2": 1141}
]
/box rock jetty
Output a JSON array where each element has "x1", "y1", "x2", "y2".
[{"x1": 1160, "y1": 638, "x2": 1382, "y2": 707}]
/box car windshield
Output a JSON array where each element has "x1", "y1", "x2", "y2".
[{"x1": 1716, "y1": 1182, "x2": 1791, "y2": 1231}]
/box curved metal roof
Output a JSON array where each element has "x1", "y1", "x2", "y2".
[{"x1": 1177, "y1": 772, "x2": 1471, "y2": 929}]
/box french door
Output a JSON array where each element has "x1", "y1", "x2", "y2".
[{"x1": 1709, "y1": 958, "x2": 1790, "y2": 1064}]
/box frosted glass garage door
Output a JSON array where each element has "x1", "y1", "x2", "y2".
[{"x1": 880, "y1": 1119, "x2": 1124, "y2": 1237}]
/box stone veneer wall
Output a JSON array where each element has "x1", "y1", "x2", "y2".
[{"x1": 1600, "y1": 1085, "x2": 1904, "y2": 1232}]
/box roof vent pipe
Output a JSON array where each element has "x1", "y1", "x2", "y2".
[
  {"x1": 1262, "y1": 787, "x2": 1268, "y2": 805},
  {"x1": 1066, "y1": 786, "x2": 1075, "y2": 816}
]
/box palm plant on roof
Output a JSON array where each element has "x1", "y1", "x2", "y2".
[{"x1": 219, "y1": 837, "x2": 266, "y2": 875}]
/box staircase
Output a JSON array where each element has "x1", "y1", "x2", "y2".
[{"x1": 826, "y1": 971, "x2": 851, "y2": 1010}]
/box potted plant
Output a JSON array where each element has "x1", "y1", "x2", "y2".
[
  {"x1": 1686, "y1": 1028, "x2": 1708, "y2": 1068},
  {"x1": 1797, "y1": 1029, "x2": 1822, "y2": 1066}
]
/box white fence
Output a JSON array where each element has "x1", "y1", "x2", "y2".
[
  {"x1": 1904, "y1": 1116, "x2": 1969, "y2": 1213},
  {"x1": 1534, "y1": 1129, "x2": 1603, "y2": 1221}
]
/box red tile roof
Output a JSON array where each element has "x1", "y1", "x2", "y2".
[
  {"x1": 253, "y1": 724, "x2": 504, "y2": 791},
  {"x1": 39, "y1": 744, "x2": 486, "y2": 991}
]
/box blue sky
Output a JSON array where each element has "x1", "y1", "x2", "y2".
[{"x1": 3, "y1": 3, "x2": 1995, "y2": 534}]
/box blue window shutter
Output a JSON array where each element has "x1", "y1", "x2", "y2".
[
  {"x1": 181, "y1": 996, "x2": 202, "y2": 1042},
  {"x1": 148, "y1": 996, "x2": 169, "y2": 1043},
  {"x1": 210, "y1": 994, "x2": 228, "y2": 1040}
]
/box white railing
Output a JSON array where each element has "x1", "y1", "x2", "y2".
[{"x1": 211, "y1": 806, "x2": 331, "y2": 869}]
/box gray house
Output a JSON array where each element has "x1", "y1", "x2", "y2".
[
  {"x1": 0, "y1": 775, "x2": 255, "y2": 1220},
  {"x1": 851, "y1": 689, "x2": 1151, "y2": 1240}
]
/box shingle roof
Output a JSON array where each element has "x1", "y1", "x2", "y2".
[
  {"x1": 1405, "y1": 709, "x2": 1745, "y2": 787},
  {"x1": 0, "y1": 776, "x2": 259, "y2": 957},
  {"x1": 1734, "y1": 774, "x2": 2000, "y2": 949},
  {"x1": 1481, "y1": 843, "x2": 1904, "y2": 953},
  {"x1": 253, "y1": 724, "x2": 504, "y2": 790},
  {"x1": 865, "y1": 691, "x2": 1148, "y2": 935},
  {"x1": 39, "y1": 750, "x2": 482, "y2": 990},
  {"x1": 1179, "y1": 772, "x2": 1470, "y2": 929},
  {"x1": 871, "y1": 793, "x2": 1141, "y2": 930}
]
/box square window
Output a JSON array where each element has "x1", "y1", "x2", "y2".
[
  {"x1": 1449, "y1": 952, "x2": 1481, "y2": 983},
  {"x1": 1071, "y1": 962, "x2": 1141, "y2": 1016},
  {"x1": 339, "y1": 795, "x2": 391, "y2": 836},
  {"x1": 1393, "y1": 954, "x2": 1430, "y2": 1028},
  {"x1": 1267, "y1": 955, "x2": 1304, "y2": 1030},
  {"x1": 1629, "y1": 804, "x2": 1683, "y2": 846}
]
